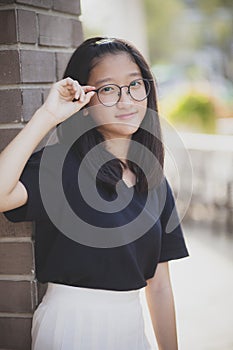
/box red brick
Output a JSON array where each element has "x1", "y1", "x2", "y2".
[
  {"x1": 39, "y1": 14, "x2": 79, "y2": 47},
  {"x1": 53, "y1": 0, "x2": 81, "y2": 15},
  {"x1": 0, "y1": 0, "x2": 15, "y2": 3},
  {"x1": 72, "y1": 19, "x2": 83, "y2": 47},
  {"x1": 0, "y1": 9, "x2": 17, "y2": 44},
  {"x1": 16, "y1": 0, "x2": 52, "y2": 9},
  {"x1": 20, "y1": 50, "x2": 56, "y2": 83},
  {"x1": 0, "y1": 50, "x2": 20, "y2": 84},
  {"x1": 0, "y1": 281, "x2": 35, "y2": 313},
  {"x1": 0, "y1": 242, "x2": 33, "y2": 274},
  {"x1": 0, "y1": 128, "x2": 21, "y2": 152},
  {"x1": 0, "y1": 317, "x2": 32, "y2": 350},
  {"x1": 17, "y1": 9, "x2": 37, "y2": 44},
  {"x1": 0, "y1": 89, "x2": 22, "y2": 123},
  {"x1": 0, "y1": 213, "x2": 33, "y2": 237},
  {"x1": 22, "y1": 89, "x2": 42, "y2": 122},
  {"x1": 56, "y1": 51, "x2": 73, "y2": 80}
]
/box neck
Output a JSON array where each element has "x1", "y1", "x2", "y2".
[{"x1": 103, "y1": 136, "x2": 131, "y2": 162}]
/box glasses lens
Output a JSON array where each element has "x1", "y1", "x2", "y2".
[
  {"x1": 97, "y1": 79, "x2": 151, "y2": 106},
  {"x1": 98, "y1": 85, "x2": 120, "y2": 107},
  {"x1": 129, "y1": 79, "x2": 150, "y2": 101}
]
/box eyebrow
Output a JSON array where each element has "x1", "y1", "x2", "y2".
[{"x1": 95, "y1": 72, "x2": 142, "y2": 86}]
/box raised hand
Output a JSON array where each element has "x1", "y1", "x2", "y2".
[{"x1": 41, "y1": 77, "x2": 96, "y2": 126}]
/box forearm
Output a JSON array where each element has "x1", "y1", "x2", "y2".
[
  {"x1": 145, "y1": 284, "x2": 178, "y2": 350},
  {"x1": 0, "y1": 107, "x2": 55, "y2": 199},
  {"x1": 0, "y1": 78, "x2": 95, "y2": 212}
]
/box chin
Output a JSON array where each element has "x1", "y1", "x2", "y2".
[
  {"x1": 98, "y1": 123, "x2": 140, "y2": 139},
  {"x1": 114, "y1": 125, "x2": 140, "y2": 138}
]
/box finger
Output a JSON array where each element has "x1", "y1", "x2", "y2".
[
  {"x1": 59, "y1": 77, "x2": 74, "y2": 87},
  {"x1": 82, "y1": 85, "x2": 96, "y2": 93},
  {"x1": 79, "y1": 87, "x2": 86, "y2": 103},
  {"x1": 79, "y1": 85, "x2": 96, "y2": 103},
  {"x1": 73, "y1": 90, "x2": 95, "y2": 107},
  {"x1": 75, "y1": 85, "x2": 95, "y2": 102},
  {"x1": 56, "y1": 78, "x2": 78, "y2": 97},
  {"x1": 66, "y1": 80, "x2": 82, "y2": 101},
  {"x1": 61, "y1": 78, "x2": 80, "y2": 97},
  {"x1": 86, "y1": 89, "x2": 96, "y2": 97},
  {"x1": 83, "y1": 90, "x2": 96, "y2": 104}
]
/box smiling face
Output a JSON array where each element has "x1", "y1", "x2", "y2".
[{"x1": 87, "y1": 53, "x2": 148, "y2": 140}]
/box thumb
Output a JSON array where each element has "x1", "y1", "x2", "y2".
[{"x1": 82, "y1": 90, "x2": 96, "y2": 105}]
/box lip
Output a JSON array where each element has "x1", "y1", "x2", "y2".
[{"x1": 115, "y1": 112, "x2": 137, "y2": 120}]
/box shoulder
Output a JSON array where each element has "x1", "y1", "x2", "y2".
[
  {"x1": 150, "y1": 176, "x2": 173, "y2": 202},
  {"x1": 30, "y1": 142, "x2": 80, "y2": 169},
  {"x1": 149, "y1": 176, "x2": 178, "y2": 221}
]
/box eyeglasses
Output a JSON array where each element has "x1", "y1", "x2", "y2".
[{"x1": 94, "y1": 78, "x2": 153, "y2": 107}]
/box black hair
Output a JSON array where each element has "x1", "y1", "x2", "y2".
[{"x1": 57, "y1": 37, "x2": 164, "y2": 192}]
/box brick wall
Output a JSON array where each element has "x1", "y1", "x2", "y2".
[{"x1": 0, "y1": 1, "x2": 83, "y2": 349}]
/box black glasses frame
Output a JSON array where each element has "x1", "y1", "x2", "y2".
[{"x1": 93, "y1": 78, "x2": 154, "y2": 107}]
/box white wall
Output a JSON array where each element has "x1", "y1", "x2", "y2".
[{"x1": 81, "y1": 0, "x2": 149, "y2": 60}]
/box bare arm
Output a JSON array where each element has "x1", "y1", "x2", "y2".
[
  {"x1": 145, "y1": 262, "x2": 178, "y2": 350},
  {"x1": 0, "y1": 78, "x2": 95, "y2": 212}
]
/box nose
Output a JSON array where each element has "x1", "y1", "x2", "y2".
[{"x1": 117, "y1": 86, "x2": 133, "y2": 108}]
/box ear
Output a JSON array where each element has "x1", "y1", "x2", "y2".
[{"x1": 83, "y1": 108, "x2": 89, "y2": 117}]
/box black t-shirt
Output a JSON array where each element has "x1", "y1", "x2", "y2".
[{"x1": 4, "y1": 143, "x2": 189, "y2": 291}]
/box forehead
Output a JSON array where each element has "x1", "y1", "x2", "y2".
[{"x1": 88, "y1": 53, "x2": 141, "y2": 84}]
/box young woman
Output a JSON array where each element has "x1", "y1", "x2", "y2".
[{"x1": 0, "y1": 37, "x2": 189, "y2": 350}]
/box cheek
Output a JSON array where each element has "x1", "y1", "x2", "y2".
[
  {"x1": 137, "y1": 100, "x2": 147, "y2": 120},
  {"x1": 141, "y1": 98, "x2": 148, "y2": 110},
  {"x1": 89, "y1": 106, "x2": 112, "y2": 126}
]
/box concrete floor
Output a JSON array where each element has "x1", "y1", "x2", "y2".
[{"x1": 140, "y1": 221, "x2": 233, "y2": 350}]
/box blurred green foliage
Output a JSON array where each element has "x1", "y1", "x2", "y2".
[
  {"x1": 168, "y1": 93, "x2": 217, "y2": 133},
  {"x1": 144, "y1": 0, "x2": 184, "y2": 62},
  {"x1": 144, "y1": 0, "x2": 233, "y2": 81},
  {"x1": 195, "y1": 0, "x2": 233, "y2": 13}
]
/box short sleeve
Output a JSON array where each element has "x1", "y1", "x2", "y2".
[
  {"x1": 158, "y1": 179, "x2": 189, "y2": 262},
  {"x1": 3, "y1": 148, "x2": 48, "y2": 222}
]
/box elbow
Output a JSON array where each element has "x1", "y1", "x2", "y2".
[
  {"x1": 0, "y1": 194, "x2": 16, "y2": 213},
  {"x1": 0, "y1": 197, "x2": 8, "y2": 212},
  {"x1": 0, "y1": 200, "x2": 10, "y2": 213},
  {"x1": 0, "y1": 188, "x2": 12, "y2": 212},
  {"x1": 0, "y1": 183, "x2": 28, "y2": 212}
]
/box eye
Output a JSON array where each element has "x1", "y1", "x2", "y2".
[
  {"x1": 99, "y1": 85, "x2": 115, "y2": 94},
  {"x1": 130, "y1": 79, "x2": 143, "y2": 89}
]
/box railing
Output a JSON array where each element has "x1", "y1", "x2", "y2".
[{"x1": 164, "y1": 131, "x2": 233, "y2": 232}]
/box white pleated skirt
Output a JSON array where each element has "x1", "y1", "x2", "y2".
[{"x1": 31, "y1": 282, "x2": 153, "y2": 350}]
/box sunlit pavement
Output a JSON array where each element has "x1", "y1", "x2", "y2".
[{"x1": 140, "y1": 221, "x2": 233, "y2": 350}]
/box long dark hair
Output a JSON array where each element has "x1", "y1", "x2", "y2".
[{"x1": 57, "y1": 37, "x2": 164, "y2": 192}]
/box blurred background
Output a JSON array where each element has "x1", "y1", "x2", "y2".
[{"x1": 81, "y1": 1, "x2": 233, "y2": 349}]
